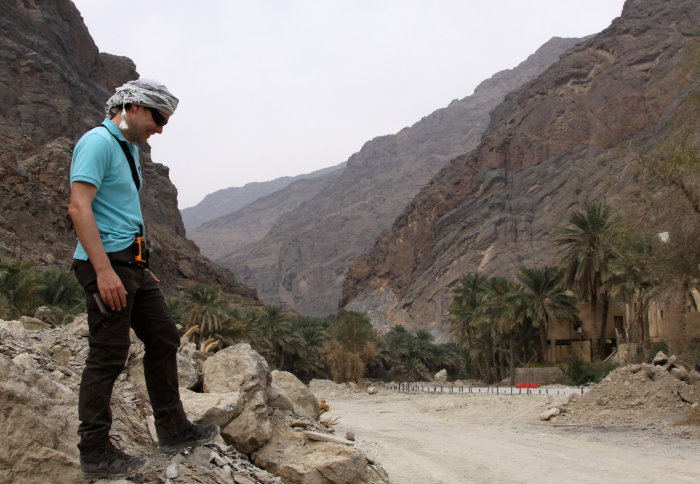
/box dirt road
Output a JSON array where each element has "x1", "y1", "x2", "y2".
[{"x1": 322, "y1": 389, "x2": 700, "y2": 484}]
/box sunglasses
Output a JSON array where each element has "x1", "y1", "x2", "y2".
[{"x1": 148, "y1": 107, "x2": 168, "y2": 127}]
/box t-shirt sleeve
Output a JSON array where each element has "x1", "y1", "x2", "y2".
[{"x1": 70, "y1": 132, "x2": 112, "y2": 189}]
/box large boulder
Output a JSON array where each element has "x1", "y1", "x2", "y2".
[
  {"x1": 271, "y1": 370, "x2": 319, "y2": 419},
  {"x1": 0, "y1": 354, "x2": 81, "y2": 483},
  {"x1": 179, "y1": 388, "x2": 242, "y2": 428},
  {"x1": 254, "y1": 425, "x2": 389, "y2": 484},
  {"x1": 126, "y1": 352, "x2": 199, "y2": 401},
  {"x1": 268, "y1": 383, "x2": 295, "y2": 413},
  {"x1": 202, "y1": 344, "x2": 272, "y2": 454}
]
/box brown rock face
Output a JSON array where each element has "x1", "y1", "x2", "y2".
[
  {"x1": 217, "y1": 37, "x2": 582, "y2": 316},
  {"x1": 341, "y1": 0, "x2": 700, "y2": 337},
  {"x1": 0, "y1": 0, "x2": 255, "y2": 298}
]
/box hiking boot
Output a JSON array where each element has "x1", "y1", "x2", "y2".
[
  {"x1": 80, "y1": 436, "x2": 148, "y2": 481},
  {"x1": 158, "y1": 423, "x2": 220, "y2": 454}
]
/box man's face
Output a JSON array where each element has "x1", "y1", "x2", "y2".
[{"x1": 130, "y1": 105, "x2": 170, "y2": 143}]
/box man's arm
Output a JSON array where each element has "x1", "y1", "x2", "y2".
[{"x1": 68, "y1": 181, "x2": 128, "y2": 311}]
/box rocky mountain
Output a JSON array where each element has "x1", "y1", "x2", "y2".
[
  {"x1": 189, "y1": 168, "x2": 344, "y2": 261},
  {"x1": 341, "y1": 0, "x2": 700, "y2": 336},
  {"x1": 182, "y1": 163, "x2": 344, "y2": 231},
  {"x1": 0, "y1": 0, "x2": 255, "y2": 299},
  {"x1": 216, "y1": 36, "x2": 583, "y2": 316}
]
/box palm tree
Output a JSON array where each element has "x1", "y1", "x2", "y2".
[
  {"x1": 414, "y1": 329, "x2": 437, "y2": 370},
  {"x1": 518, "y1": 266, "x2": 578, "y2": 364},
  {"x1": 38, "y1": 270, "x2": 85, "y2": 321},
  {"x1": 178, "y1": 284, "x2": 229, "y2": 340},
  {"x1": 0, "y1": 258, "x2": 41, "y2": 319},
  {"x1": 449, "y1": 273, "x2": 491, "y2": 380},
  {"x1": 606, "y1": 231, "x2": 660, "y2": 346},
  {"x1": 448, "y1": 273, "x2": 489, "y2": 347},
  {"x1": 556, "y1": 201, "x2": 615, "y2": 358},
  {"x1": 259, "y1": 305, "x2": 303, "y2": 370},
  {"x1": 486, "y1": 276, "x2": 527, "y2": 385}
]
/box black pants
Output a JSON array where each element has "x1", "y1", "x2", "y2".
[{"x1": 73, "y1": 259, "x2": 189, "y2": 449}]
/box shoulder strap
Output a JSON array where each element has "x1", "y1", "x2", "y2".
[{"x1": 98, "y1": 124, "x2": 141, "y2": 191}]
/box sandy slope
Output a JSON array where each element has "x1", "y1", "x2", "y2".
[{"x1": 318, "y1": 388, "x2": 700, "y2": 484}]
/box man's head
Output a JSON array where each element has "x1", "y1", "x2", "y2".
[{"x1": 105, "y1": 79, "x2": 179, "y2": 143}]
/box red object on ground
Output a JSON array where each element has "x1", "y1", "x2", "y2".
[{"x1": 515, "y1": 383, "x2": 540, "y2": 388}]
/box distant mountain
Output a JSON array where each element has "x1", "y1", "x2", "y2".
[
  {"x1": 181, "y1": 163, "x2": 344, "y2": 231},
  {"x1": 214, "y1": 36, "x2": 583, "y2": 316},
  {"x1": 341, "y1": 0, "x2": 699, "y2": 337},
  {"x1": 189, "y1": 167, "x2": 343, "y2": 261}
]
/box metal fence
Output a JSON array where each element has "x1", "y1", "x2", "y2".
[{"x1": 385, "y1": 382, "x2": 589, "y2": 396}]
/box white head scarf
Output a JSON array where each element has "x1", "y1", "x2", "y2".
[{"x1": 105, "y1": 78, "x2": 179, "y2": 118}]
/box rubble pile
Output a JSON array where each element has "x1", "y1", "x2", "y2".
[
  {"x1": 0, "y1": 313, "x2": 389, "y2": 484},
  {"x1": 541, "y1": 352, "x2": 700, "y2": 429}
]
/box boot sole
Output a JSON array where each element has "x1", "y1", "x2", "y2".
[
  {"x1": 81, "y1": 457, "x2": 148, "y2": 481},
  {"x1": 158, "y1": 425, "x2": 220, "y2": 454}
]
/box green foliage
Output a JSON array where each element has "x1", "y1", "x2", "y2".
[
  {"x1": 0, "y1": 257, "x2": 41, "y2": 319},
  {"x1": 0, "y1": 256, "x2": 85, "y2": 323},
  {"x1": 327, "y1": 310, "x2": 376, "y2": 353},
  {"x1": 564, "y1": 356, "x2": 616, "y2": 385},
  {"x1": 176, "y1": 284, "x2": 229, "y2": 339},
  {"x1": 37, "y1": 269, "x2": 85, "y2": 321},
  {"x1": 518, "y1": 266, "x2": 579, "y2": 364}
]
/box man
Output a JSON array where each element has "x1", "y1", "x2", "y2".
[{"x1": 68, "y1": 79, "x2": 219, "y2": 480}]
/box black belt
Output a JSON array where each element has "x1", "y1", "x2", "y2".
[{"x1": 107, "y1": 240, "x2": 149, "y2": 268}]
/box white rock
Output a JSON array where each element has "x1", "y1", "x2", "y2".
[
  {"x1": 166, "y1": 463, "x2": 178, "y2": 479},
  {"x1": 540, "y1": 407, "x2": 561, "y2": 421}
]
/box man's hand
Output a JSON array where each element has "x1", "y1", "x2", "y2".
[{"x1": 97, "y1": 266, "x2": 128, "y2": 311}]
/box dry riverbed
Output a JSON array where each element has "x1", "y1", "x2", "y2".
[{"x1": 311, "y1": 377, "x2": 700, "y2": 484}]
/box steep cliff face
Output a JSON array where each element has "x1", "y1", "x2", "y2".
[
  {"x1": 0, "y1": 0, "x2": 255, "y2": 298},
  {"x1": 219, "y1": 37, "x2": 582, "y2": 316},
  {"x1": 341, "y1": 0, "x2": 700, "y2": 336}
]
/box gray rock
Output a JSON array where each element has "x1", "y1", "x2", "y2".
[
  {"x1": 267, "y1": 383, "x2": 295, "y2": 413},
  {"x1": 165, "y1": 463, "x2": 178, "y2": 478},
  {"x1": 270, "y1": 370, "x2": 319, "y2": 419},
  {"x1": 203, "y1": 344, "x2": 272, "y2": 454},
  {"x1": 34, "y1": 306, "x2": 56, "y2": 327},
  {"x1": 0, "y1": 354, "x2": 80, "y2": 483}
]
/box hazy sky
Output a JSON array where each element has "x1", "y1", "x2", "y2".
[{"x1": 71, "y1": 0, "x2": 626, "y2": 209}]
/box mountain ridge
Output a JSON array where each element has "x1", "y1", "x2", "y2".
[{"x1": 182, "y1": 163, "x2": 344, "y2": 231}]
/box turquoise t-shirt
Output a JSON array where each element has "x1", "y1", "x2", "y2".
[{"x1": 71, "y1": 118, "x2": 143, "y2": 260}]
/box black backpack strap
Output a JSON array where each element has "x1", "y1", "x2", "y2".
[{"x1": 98, "y1": 124, "x2": 141, "y2": 190}]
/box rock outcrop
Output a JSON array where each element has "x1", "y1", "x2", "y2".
[
  {"x1": 0, "y1": 314, "x2": 389, "y2": 483},
  {"x1": 218, "y1": 36, "x2": 583, "y2": 316},
  {"x1": 0, "y1": 0, "x2": 255, "y2": 299},
  {"x1": 341, "y1": 0, "x2": 700, "y2": 337}
]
